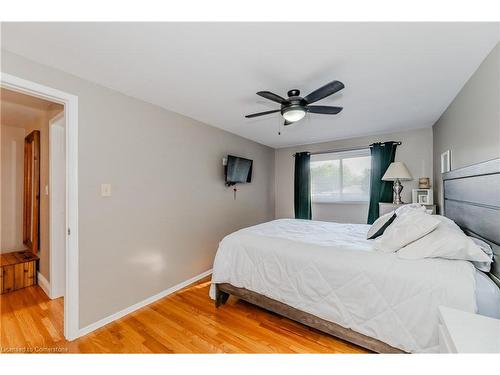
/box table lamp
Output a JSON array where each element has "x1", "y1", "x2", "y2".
[{"x1": 382, "y1": 162, "x2": 413, "y2": 204}]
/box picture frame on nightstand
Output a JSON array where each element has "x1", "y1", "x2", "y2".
[{"x1": 412, "y1": 189, "x2": 433, "y2": 205}]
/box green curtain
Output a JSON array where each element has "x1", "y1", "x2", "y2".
[
  {"x1": 294, "y1": 152, "x2": 312, "y2": 220},
  {"x1": 367, "y1": 142, "x2": 398, "y2": 224}
]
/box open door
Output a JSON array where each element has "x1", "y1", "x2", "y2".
[
  {"x1": 23, "y1": 130, "x2": 41, "y2": 253},
  {"x1": 50, "y1": 113, "x2": 66, "y2": 298}
]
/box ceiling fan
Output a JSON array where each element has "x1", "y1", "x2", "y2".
[{"x1": 245, "y1": 80, "x2": 344, "y2": 126}]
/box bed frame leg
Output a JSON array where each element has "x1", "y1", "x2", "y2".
[{"x1": 215, "y1": 287, "x2": 229, "y2": 308}]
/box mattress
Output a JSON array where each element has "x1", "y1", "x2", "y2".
[
  {"x1": 210, "y1": 219, "x2": 481, "y2": 353},
  {"x1": 475, "y1": 270, "x2": 500, "y2": 319}
]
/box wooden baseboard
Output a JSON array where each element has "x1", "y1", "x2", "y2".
[{"x1": 78, "y1": 269, "x2": 213, "y2": 338}]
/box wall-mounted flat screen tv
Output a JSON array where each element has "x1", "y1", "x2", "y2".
[{"x1": 225, "y1": 155, "x2": 252, "y2": 186}]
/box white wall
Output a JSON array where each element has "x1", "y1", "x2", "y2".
[
  {"x1": 1, "y1": 125, "x2": 26, "y2": 251},
  {"x1": 275, "y1": 128, "x2": 433, "y2": 223},
  {"x1": 1, "y1": 50, "x2": 275, "y2": 328}
]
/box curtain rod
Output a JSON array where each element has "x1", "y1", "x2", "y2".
[{"x1": 293, "y1": 141, "x2": 402, "y2": 157}]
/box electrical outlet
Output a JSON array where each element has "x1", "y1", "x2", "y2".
[{"x1": 101, "y1": 184, "x2": 112, "y2": 197}]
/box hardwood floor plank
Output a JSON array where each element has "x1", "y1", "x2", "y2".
[{"x1": 0, "y1": 278, "x2": 369, "y2": 354}]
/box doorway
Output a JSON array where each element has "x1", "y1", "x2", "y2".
[
  {"x1": 0, "y1": 73, "x2": 79, "y2": 340},
  {"x1": 1, "y1": 87, "x2": 64, "y2": 324}
]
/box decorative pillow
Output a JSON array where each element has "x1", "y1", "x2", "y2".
[
  {"x1": 470, "y1": 237, "x2": 494, "y2": 272},
  {"x1": 367, "y1": 212, "x2": 397, "y2": 240},
  {"x1": 374, "y1": 210, "x2": 441, "y2": 253},
  {"x1": 397, "y1": 222, "x2": 493, "y2": 263}
]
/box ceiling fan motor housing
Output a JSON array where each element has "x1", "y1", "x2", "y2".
[{"x1": 281, "y1": 91, "x2": 307, "y2": 124}]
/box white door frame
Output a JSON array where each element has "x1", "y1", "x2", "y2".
[
  {"x1": 49, "y1": 112, "x2": 66, "y2": 300},
  {"x1": 1, "y1": 72, "x2": 80, "y2": 341}
]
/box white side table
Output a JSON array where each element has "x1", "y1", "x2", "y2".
[{"x1": 438, "y1": 306, "x2": 500, "y2": 353}]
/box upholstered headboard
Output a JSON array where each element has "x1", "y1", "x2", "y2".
[{"x1": 442, "y1": 158, "x2": 500, "y2": 286}]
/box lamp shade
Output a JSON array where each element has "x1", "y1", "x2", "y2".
[{"x1": 382, "y1": 162, "x2": 413, "y2": 181}]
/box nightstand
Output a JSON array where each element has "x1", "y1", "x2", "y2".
[
  {"x1": 378, "y1": 202, "x2": 436, "y2": 217},
  {"x1": 438, "y1": 306, "x2": 500, "y2": 353}
]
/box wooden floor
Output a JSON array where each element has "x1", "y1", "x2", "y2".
[{"x1": 0, "y1": 277, "x2": 368, "y2": 353}]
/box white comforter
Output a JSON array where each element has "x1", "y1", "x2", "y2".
[{"x1": 210, "y1": 219, "x2": 478, "y2": 353}]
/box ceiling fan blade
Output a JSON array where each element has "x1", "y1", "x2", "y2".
[
  {"x1": 245, "y1": 109, "x2": 281, "y2": 118},
  {"x1": 306, "y1": 105, "x2": 343, "y2": 114},
  {"x1": 256, "y1": 91, "x2": 287, "y2": 104},
  {"x1": 303, "y1": 80, "x2": 344, "y2": 104}
]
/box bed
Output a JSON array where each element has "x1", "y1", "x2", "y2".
[{"x1": 210, "y1": 158, "x2": 500, "y2": 353}]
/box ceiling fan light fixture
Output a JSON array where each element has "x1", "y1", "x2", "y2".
[{"x1": 282, "y1": 106, "x2": 306, "y2": 122}]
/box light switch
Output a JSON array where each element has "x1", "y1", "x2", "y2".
[{"x1": 101, "y1": 184, "x2": 112, "y2": 197}]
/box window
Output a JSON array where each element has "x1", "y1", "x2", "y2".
[{"x1": 311, "y1": 149, "x2": 371, "y2": 203}]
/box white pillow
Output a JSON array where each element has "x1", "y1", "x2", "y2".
[
  {"x1": 367, "y1": 212, "x2": 396, "y2": 240},
  {"x1": 470, "y1": 237, "x2": 494, "y2": 272},
  {"x1": 397, "y1": 222, "x2": 493, "y2": 263},
  {"x1": 395, "y1": 203, "x2": 427, "y2": 217},
  {"x1": 434, "y1": 215, "x2": 461, "y2": 231},
  {"x1": 470, "y1": 237, "x2": 494, "y2": 257},
  {"x1": 374, "y1": 210, "x2": 441, "y2": 253}
]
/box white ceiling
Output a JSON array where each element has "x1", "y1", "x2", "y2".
[{"x1": 2, "y1": 23, "x2": 499, "y2": 148}]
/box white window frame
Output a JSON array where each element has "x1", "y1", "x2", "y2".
[{"x1": 311, "y1": 148, "x2": 371, "y2": 204}]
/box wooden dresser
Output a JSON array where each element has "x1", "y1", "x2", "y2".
[{"x1": 0, "y1": 251, "x2": 38, "y2": 294}]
